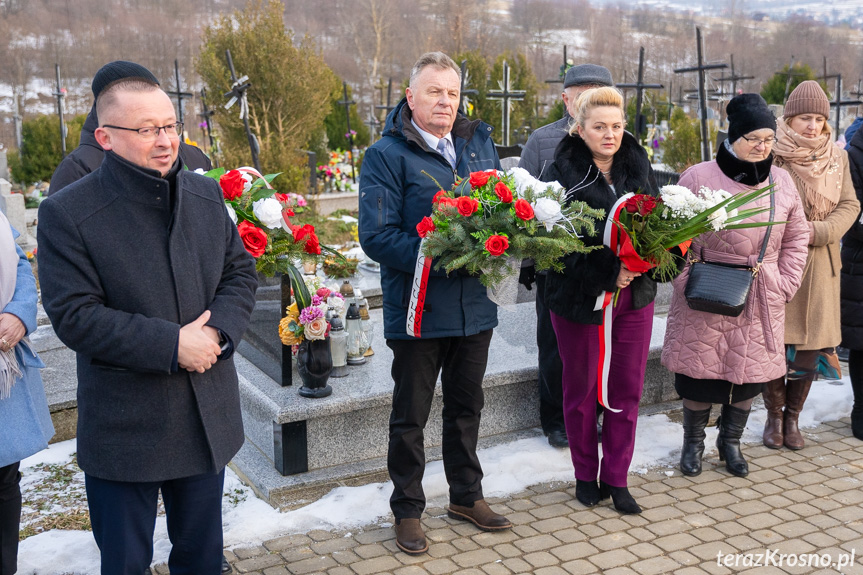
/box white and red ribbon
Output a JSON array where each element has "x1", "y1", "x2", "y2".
[
  {"x1": 591, "y1": 193, "x2": 636, "y2": 414},
  {"x1": 407, "y1": 237, "x2": 432, "y2": 338}
]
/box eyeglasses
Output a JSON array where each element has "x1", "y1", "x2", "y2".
[
  {"x1": 102, "y1": 122, "x2": 183, "y2": 140},
  {"x1": 740, "y1": 135, "x2": 775, "y2": 147}
]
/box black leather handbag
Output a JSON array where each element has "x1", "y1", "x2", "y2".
[{"x1": 684, "y1": 177, "x2": 775, "y2": 317}]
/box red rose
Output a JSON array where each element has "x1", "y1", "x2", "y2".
[
  {"x1": 624, "y1": 194, "x2": 659, "y2": 217},
  {"x1": 237, "y1": 220, "x2": 268, "y2": 257},
  {"x1": 274, "y1": 193, "x2": 290, "y2": 202},
  {"x1": 485, "y1": 234, "x2": 509, "y2": 257},
  {"x1": 457, "y1": 196, "x2": 479, "y2": 217},
  {"x1": 469, "y1": 170, "x2": 495, "y2": 188},
  {"x1": 494, "y1": 182, "x2": 513, "y2": 203},
  {"x1": 432, "y1": 190, "x2": 448, "y2": 203},
  {"x1": 416, "y1": 216, "x2": 436, "y2": 238},
  {"x1": 514, "y1": 199, "x2": 535, "y2": 220},
  {"x1": 292, "y1": 224, "x2": 321, "y2": 255},
  {"x1": 439, "y1": 197, "x2": 458, "y2": 208},
  {"x1": 220, "y1": 170, "x2": 246, "y2": 201}
]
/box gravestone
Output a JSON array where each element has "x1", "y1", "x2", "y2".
[{"x1": 0, "y1": 179, "x2": 34, "y2": 249}]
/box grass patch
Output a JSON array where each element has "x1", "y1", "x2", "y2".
[
  {"x1": 19, "y1": 456, "x2": 90, "y2": 540},
  {"x1": 296, "y1": 209, "x2": 357, "y2": 248}
]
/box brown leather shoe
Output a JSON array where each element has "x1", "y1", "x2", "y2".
[
  {"x1": 447, "y1": 499, "x2": 512, "y2": 531},
  {"x1": 762, "y1": 377, "x2": 785, "y2": 449},
  {"x1": 394, "y1": 518, "x2": 428, "y2": 554}
]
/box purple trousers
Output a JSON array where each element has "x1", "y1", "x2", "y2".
[{"x1": 550, "y1": 286, "x2": 653, "y2": 487}]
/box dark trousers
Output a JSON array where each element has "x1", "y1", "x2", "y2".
[
  {"x1": 536, "y1": 273, "x2": 565, "y2": 434},
  {"x1": 85, "y1": 468, "x2": 225, "y2": 575},
  {"x1": 551, "y1": 287, "x2": 653, "y2": 487},
  {"x1": 0, "y1": 463, "x2": 21, "y2": 575},
  {"x1": 386, "y1": 330, "x2": 493, "y2": 519}
]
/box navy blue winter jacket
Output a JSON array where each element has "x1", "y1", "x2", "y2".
[{"x1": 359, "y1": 98, "x2": 501, "y2": 339}]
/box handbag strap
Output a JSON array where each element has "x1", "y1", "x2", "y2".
[
  {"x1": 753, "y1": 173, "x2": 775, "y2": 273},
  {"x1": 756, "y1": 174, "x2": 775, "y2": 262}
]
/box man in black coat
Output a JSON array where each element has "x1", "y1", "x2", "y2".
[
  {"x1": 38, "y1": 78, "x2": 257, "y2": 574},
  {"x1": 49, "y1": 60, "x2": 212, "y2": 196}
]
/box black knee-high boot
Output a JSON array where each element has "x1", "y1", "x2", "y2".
[
  {"x1": 680, "y1": 406, "x2": 711, "y2": 476},
  {"x1": 0, "y1": 463, "x2": 22, "y2": 575},
  {"x1": 716, "y1": 404, "x2": 750, "y2": 477}
]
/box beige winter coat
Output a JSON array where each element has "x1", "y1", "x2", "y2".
[{"x1": 775, "y1": 150, "x2": 861, "y2": 349}]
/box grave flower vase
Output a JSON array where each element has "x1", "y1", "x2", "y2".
[{"x1": 296, "y1": 337, "x2": 333, "y2": 398}]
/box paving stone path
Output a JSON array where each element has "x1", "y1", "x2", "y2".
[{"x1": 163, "y1": 418, "x2": 863, "y2": 575}]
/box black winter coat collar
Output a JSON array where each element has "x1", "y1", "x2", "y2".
[{"x1": 551, "y1": 131, "x2": 656, "y2": 216}]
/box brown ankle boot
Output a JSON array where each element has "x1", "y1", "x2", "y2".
[
  {"x1": 784, "y1": 376, "x2": 813, "y2": 450},
  {"x1": 761, "y1": 378, "x2": 785, "y2": 449},
  {"x1": 447, "y1": 499, "x2": 512, "y2": 531},
  {"x1": 394, "y1": 518, "x2": 428, "y2": 554}
]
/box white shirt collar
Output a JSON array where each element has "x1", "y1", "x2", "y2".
[{"x1": 411, "y1": 119, "x2": 454, "y2": 152}]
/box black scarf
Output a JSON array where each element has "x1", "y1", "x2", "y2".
[{"x1": 716, "y1": 141, "x2": 773, "y2": 186}]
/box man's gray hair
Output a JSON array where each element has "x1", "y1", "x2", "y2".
[{"x1": 409, "y1": 52, "x2": 462, "y2": 89}]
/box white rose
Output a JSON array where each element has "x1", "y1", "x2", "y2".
[
  {"x1": 304, "y1": 317, "x2": 328, "y2": 340},
  {"x1": 253, "y1": 197, "x2": 284, "y2": 229},
  {"x1": 533, "y1": 198, "x2": 564, "y2": 231},
  {"x1": 225, "y1": 203, "x2": 237, "y2": 224},
  {"x1": 194, "y1": 168, "x2": 206, "y2": 175}
]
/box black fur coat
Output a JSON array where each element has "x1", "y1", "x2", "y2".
[{"x1": 543, "y1": 132, "x2": 659, "y2": 324}]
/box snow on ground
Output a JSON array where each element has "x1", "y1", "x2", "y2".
[{"x1": 16, "y1": 378, "x2": 855, "y2": 574}]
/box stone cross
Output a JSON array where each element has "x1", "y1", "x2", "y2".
[
  {"x1": 374, "y1": 77, "x2": 397, "y2": 122},
  {"x1": 223, "y1": 49, "x2": 261, "y2": 173},
  {"x1": 459, "y1": 60, "x2": 479, "y2": 116},
  {"x1": 167, "y1": 59, "x2": 194, "y2": 125},
  {"x1": 336, "y1": 82, "x2": 357, "y2": 183},
  {"x1": 52, "y1": 64, "x2": 67, "y2": 158},
  {"x1": 674, "y1": 27, "x2": 727, "y2": 162},
  {"x1": 616, "y1": 46, "x2": 663, "y2": 141},
  {"x1": 487, "y1": 61, "x2": 527, "y2": 147},
  {"x1": 827, "y1": 75, "x2": 862, "y2": 138}
]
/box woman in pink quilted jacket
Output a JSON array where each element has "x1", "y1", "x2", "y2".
[{"x1": 662, "y1": 94, "x2": 809, "y2": 478}]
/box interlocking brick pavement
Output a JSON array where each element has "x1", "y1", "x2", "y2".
[{"x1": 222, "y1": 418, "x2": 863, "y2": 574}]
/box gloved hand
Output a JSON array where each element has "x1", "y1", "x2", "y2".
[{"x1": 518, "y1": 265, "x2": 536, "y2": 290}]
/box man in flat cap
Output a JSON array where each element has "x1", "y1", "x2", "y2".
[{"x1": 518, "y1": 64, "x2": 614, "y2": 450}]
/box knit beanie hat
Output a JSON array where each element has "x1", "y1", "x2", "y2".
[
  {"x1": 564, "y1": 64, "x2": 614, "y2": 89},
  {"x1": 784, "y1": 80, "x2": 830, "y2": 118},
  {"x1": 91, "y1": 61, "x2": 159, "y2": 99},
  {"x1": 726, "y1": 93, "x2": 776, "y2": 143}
]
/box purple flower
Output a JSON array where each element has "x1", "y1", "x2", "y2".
[
  {"x1": 311, "y1": 295, "x2": 324, "y2": 307},
  {"x1": 299, "y1": 306, "x2": 323, "y2": 325}
]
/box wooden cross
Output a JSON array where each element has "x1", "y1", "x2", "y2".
[
  {"x1": 52, "y1": 64, "x2": 67, "y2": 158},
  {"x1": 674, "y1": 27, "x2": 727, "y2": 162},
  {"x1": 616, "y1": 46, "x2": 663, "y2": 141},
  {"x1": 459, "y1": 60, "x2": 479, "y2": 116},
  {"x1": 716, "y1": 55, "x2": 754, "y2": 97},
  {"x1": 545, "y1": 45, "x2": 571, "y2": 85},
  {"x1": 167, "y1": 59, "x2": 194, "y2": 125},
  {"x1": 198, "y1": 88, "x2": 217, "y2": 158},
  {"x1": 487, "y1": 61, "x2": 526, "y2": 147},
  {"x1": 337, "y1": 82, "x2": 357, "y2": 183},
  {"x1": 223, "y1": 49, "x2": 261, "y2": 173}
]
